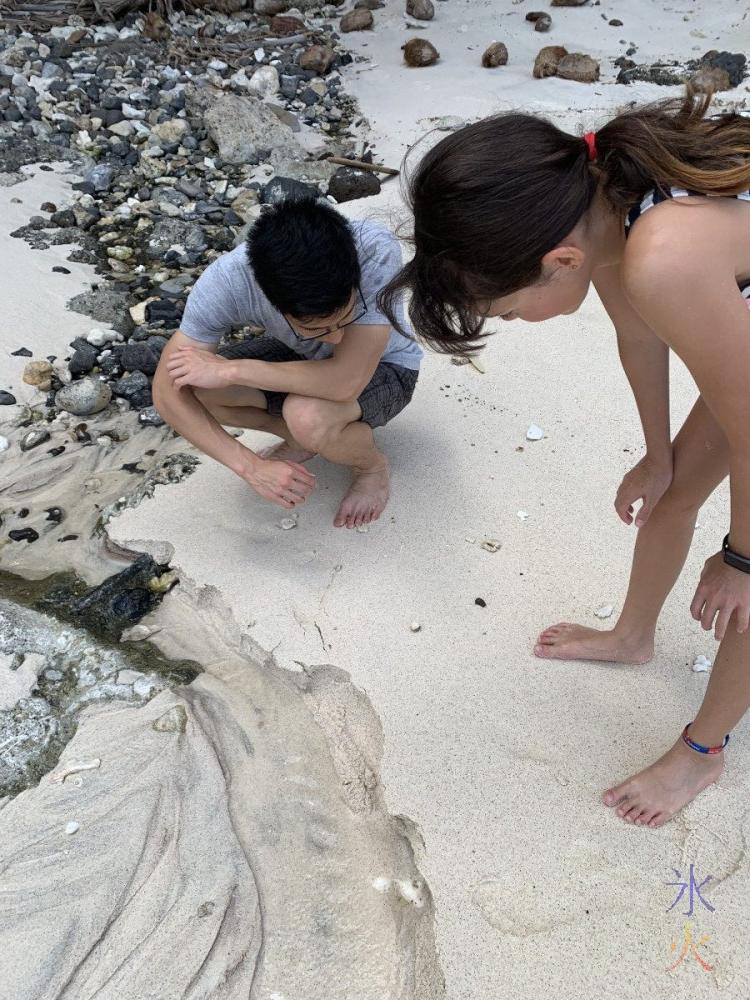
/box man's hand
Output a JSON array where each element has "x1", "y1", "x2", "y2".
[
  {"x1": 240, "y1": 456, "x2": 317, "y2": 509},
  {"x1": 166, "y1": 346, "x2": 234, "y2": 390},
  {"x1": 615, "y1": 454, "x2": 673, "y2": 528},
  {"x1": 690, "y1": 551, "x2": 750, "y2": 641}
]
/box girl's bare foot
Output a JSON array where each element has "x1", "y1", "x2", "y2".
[
  {"x1": 533, "y1": 623, "x2": 654, "y2": 664},
  {"x1": 259, "y1": 441, "x2": 316, "y2": 464},
  {"x1": 603, "y1": 737, "x2": 724, "y2": 828},
  {"x1": 334, "y1": 460, "x2": 390, "y2": 529}
]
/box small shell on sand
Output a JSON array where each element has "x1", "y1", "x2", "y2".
[
  {"x1": 64, "y1": 821, "x2": 80, "y2": 835},
  {"x1": 481, "y1": 539, "x2": 502, "y2": 553},
  {"x1": 152, "y1": 703, "x2": 188, "y2": 734},
  {"x1": 526, "y1": 424, "x2": 544, "y2": 441},
  {"x1": 594, "y1": 604, "x2": 613, "y2": 619},
  {"x1": 0, "y1": 436, "x2": 9, "y2": 452},
  {"x1": 50, "y1": 758, "x2": 101, "y2": 784},
  {"x1": 279, "y1": 516, "x2": 298, "y2": 530},
  {"x1": 356, "y1": 524, "x2": 369, "y2": 533},
  {"x1": 410, "y1": 621, "x2": 422, "y2": 632},
  {"x1": 692, "y1": 654, "x2": 712, "y2": 673},
  {"x1": 517, "y1": 510, "x2": 529, "y2": 521}
]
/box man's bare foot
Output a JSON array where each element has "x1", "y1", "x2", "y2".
[
  {"x1": 334, "y1": 460, "x2": 390, "y2": 529},
  {"x1": 533, "y1": 623, "x2": 654, "y2": 664},
  {"x1": 603, "y1": 737, "x2": 724, "y2": 828},
  {"x1": 259, "y1": 441, "x2": 316, "y2": 464}
]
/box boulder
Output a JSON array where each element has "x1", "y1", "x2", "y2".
[
  {"x1": 557, "y1": 53, "x2": 600, "y2": 83},
  {"x1": 55, "y1": 378, "x2": 112, "y2": 416}
]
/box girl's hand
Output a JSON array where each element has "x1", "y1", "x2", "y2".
[
  {"x1": 690, "y1": 551, "x2": 750, "y2": 641},
  {"x1": 166, "y1": 347, "x2": 233, "y2": 390},
  {"x1": 614, "y1": 454, "x2": 673, "y2": 527}
]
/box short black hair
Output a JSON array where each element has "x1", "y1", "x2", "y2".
[{"x1": 246, "y1": 197, "x2": 361, "y2": 319}]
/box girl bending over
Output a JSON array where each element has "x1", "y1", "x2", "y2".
[{"x1": 381, "y1": 89, "x2": 750, "y2": 828}]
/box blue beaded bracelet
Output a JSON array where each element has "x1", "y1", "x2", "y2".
[{"x1": 682, "y1": 723, "x2": 730, "y2": 755}]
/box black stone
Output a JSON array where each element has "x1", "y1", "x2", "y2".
[
  {"x1": 51, "y1": 208, "x2": 76, "y2": 228},
  {"x1": 697, "y1": 50, "x2": 747, "y2": 87},
  {"x1": 11, "y1": 347, "x2": 32, "y2": 357},
  {"x1": 261, "y1": 176, "x2": 319, "y2": 205},
  {"x1": 0, "y1": 391, "x2": 17, "y2": 405},
  {"x1": 45, "y1": 507, "x2": 65, "y2": 523},
  {"x1": 327, "y1": 167, "x2": 381, "y2": 203},
  {"x1": 18, "y1": 508, "x2": 29, "y2": 519},
  {"x1": 58, "y1": 534, "x2": 78, "y2": 542},
  {"x1": 47, "y1": 446, "x2": 66, "y2": 457},
  {"x1": 68, "y1": 343, "x2": 99, "y2": 375},
  {"x1": 145, "y1": 299, "x2": 181, "y2": 324},
  {"x1": 52, "y1": 266, "x2": 71, "y2": 274},
  {"x1": 121, "y1": 342, "x2": 158, "y2": 376},
  {"x1": 146, "y1": 335, "x2": 169, "y2": 357},
  {"x1": 121, "y1": 462, "x2": 145, "y2": 474},
  {"x1": 474, "y1": 597, "x2": 487, "y2": 608},
  {"x1": 8, "y1": 528, "x2": 39, "y2": 543}
]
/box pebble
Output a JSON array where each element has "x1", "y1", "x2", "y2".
[
  {"x1": 86, "y1": 328, "x2": 119, "y2": 348},
  {"x1": 556, "y1": 53, "x2": 600, "y2": 83},
  {"x1": 594, "y1": 604, "x2": 614, "y2": 619},
  {"x1": 482, "y1": 42, "x2": 509, "y2": 68},
  {"x1": 403, "y1": 38, "x2": 440, "y2": 66},
  {"x1": 406, "y1": 0, "x2": 434, "y2": 20},
  {"x1": 517, "y1": 510, "x2": 529, "y2": 521},
  {"x1": 481, "y1": 539, "x2": 502, "y2": 553},
  {"x1": 526, "y1": 11, "x2": 552, "y2": 31},
  {"x1": 64, "y1": 821, "x2": 80, "y2": 835},
  {"x1": 533, "y1": 45, "x2": 568, "y2": 79},
  {"x1": 474, "y1": 597, "x2": 487, "y2": 608},
  {"x1": 22, "y1": 360, "x2": 53, "y2": 387},
  {"x1": 526, "y1": 424, "x2": 544, "y2": 441},
  {"x1": 341, "y1": 9, "x2": 374, "y2": 31},
  {"x1": 0, "y1": 436, "x2": 9, "y2": 452},
  {"x1": 279, "y1": 516, "x2": 298, "y2": 530},
  {"x1": 20, "y1": 429, "x2": 51, "y2": 452},
  {"x1": 410, "y1": 621, "x2": 422, "y2": 632},
  {"x1": 0, "y1": 391, "x2": 17, "y2": 405},
  {"x1": 9, "y1": 528, "x2": 39, "y2": 543},
  {"x1": 328, "y1": 167, "x2": 381, "y2": 202},
  {"x1": 138, "y1": 406, "x2": 166, "y2": 427},
  {"x1": 692, "y1": 654, "x2": 712, "y2": 673},
  {"x1": 55, "y1": 378, "x2": 112, "y2": 416}
]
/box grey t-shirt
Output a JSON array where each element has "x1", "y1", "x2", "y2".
[{"x1": 180, "y1": 219, "x2": 422, "y2": 371}]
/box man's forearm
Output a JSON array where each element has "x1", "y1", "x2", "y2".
[
  {"x1": 153, "y1": 375, "x2": 258, "y2": 475},
  {"x1": 227, "y1": 358, "x2": 357, "y2": 402},
  {"x1": 617, "y1": 331, "x2": 672, "y2": 461}
]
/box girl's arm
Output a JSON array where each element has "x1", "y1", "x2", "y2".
[
  {"x1": 593, "y1": 263, "x2": 672, "y2": 464},
  {"x1": 623, "y1": 204, "x2": 750, "y2": 551}
]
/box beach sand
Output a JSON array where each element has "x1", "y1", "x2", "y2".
[{"x1": 3, "y1": 1, "x2": 750, "y2": 996}]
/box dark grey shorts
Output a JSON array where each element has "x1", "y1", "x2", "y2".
[{"x1": 217, "y1": 335, "x2": 419, "y2": 429}]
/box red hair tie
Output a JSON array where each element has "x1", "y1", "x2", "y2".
[{"x1": 583, "y1": 131, "x2": 598, "y2": 162}]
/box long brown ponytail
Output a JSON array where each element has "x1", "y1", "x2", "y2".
[{"x1": 379, "y1": 88, "x2": 750, "y2": 354}]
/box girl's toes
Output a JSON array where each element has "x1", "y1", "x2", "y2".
[
  {"x1": 533, "y1": 644, "x2": 554, "y2": 658},
  {"x1": 649, "y1": 812, "x2": 668, "y2": 829},
  {"x1": 602, "y1": 785, "x2": 625, "y2": 807},
  {"x1": 620, "y1": 804, "x2": 642, "y2": 824}
]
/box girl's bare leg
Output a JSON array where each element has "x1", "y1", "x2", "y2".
[
  {"x1": 603, "y1": 623, "x2": 750, "y2": 826},
  {"x1": 535, "y1": 396, "x2": 729, "y2": 663}
]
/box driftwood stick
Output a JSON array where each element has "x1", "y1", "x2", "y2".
[{"x1": 325, "y1": 155, "x2": 400, "y2": 177}]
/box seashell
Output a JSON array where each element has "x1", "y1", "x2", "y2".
[
  {"x1": 64, "y1": 821, "x2": 80, "y2": 835},
  {"x1": 692, "y1": 654, "x2": 712, "y2": 673},
  {"x1": 356, "y1": 524, "x2": 369, "y2": 533},
  {"x1": 517, "y1": 510, "x2": 529, "y2": 521},
  {"x1": 481, "y1": 539, "x2": 502, "y2": 553},
  {"x1": 594, "y1": 604, "x2": 613, "y2": 619},
  {"x1": 526, "y1": 424, "x2": 544, "y2": 441},
  {"x1": 279, "y1": 516, "x2": 297, "y2": 530},
  {"x1": 410, "y1": 621, "x2": 422, "y2": 632}
]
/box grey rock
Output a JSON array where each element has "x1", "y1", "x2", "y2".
[
  {"x1": 341, "y1": 8, "x2": 373, "y2": 30},
  {"x1": 138, "y1": 405, "x2": 165, "y2": 427},
  {"x1": 113, "y1": 371, "x2": 152, "y2": 409},
  {"x1": 84, "y1": 163, "x2": 116, "y2": 192},
  {"x1": 67, "y1": 287, "x2": 134, "y2": 337},
  {"x1": 201, "y1": 93, "x2": 301, "y2": 166},
  {"x1": 55, "y1": 378, "x2": 111, "y2": 416},
  {"x1": 0, "y1": 391, "x2": 17, "y2": 405},
  {"x1": 146, "y1": 218, "x2": 207, "y2": 260},
  {"x1": 556, "y1": 52, "x2": 600, "y2": 82}
]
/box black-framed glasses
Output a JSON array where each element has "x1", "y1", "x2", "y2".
[{"x1": 284, "y1": 286, "x2": 368, "y2": 342}]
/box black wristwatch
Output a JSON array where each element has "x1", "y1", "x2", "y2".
[{"x1": 722, "y1": 534, "x2": 750, "y2": 574}]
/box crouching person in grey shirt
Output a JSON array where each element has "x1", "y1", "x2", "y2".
[{"x1": 153, "y1": 198, "x2": 422, "y2": 528}]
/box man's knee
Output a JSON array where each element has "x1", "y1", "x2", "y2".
[{"x1": 282, "y1": 395, "x2": 337, "y2": 452}]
